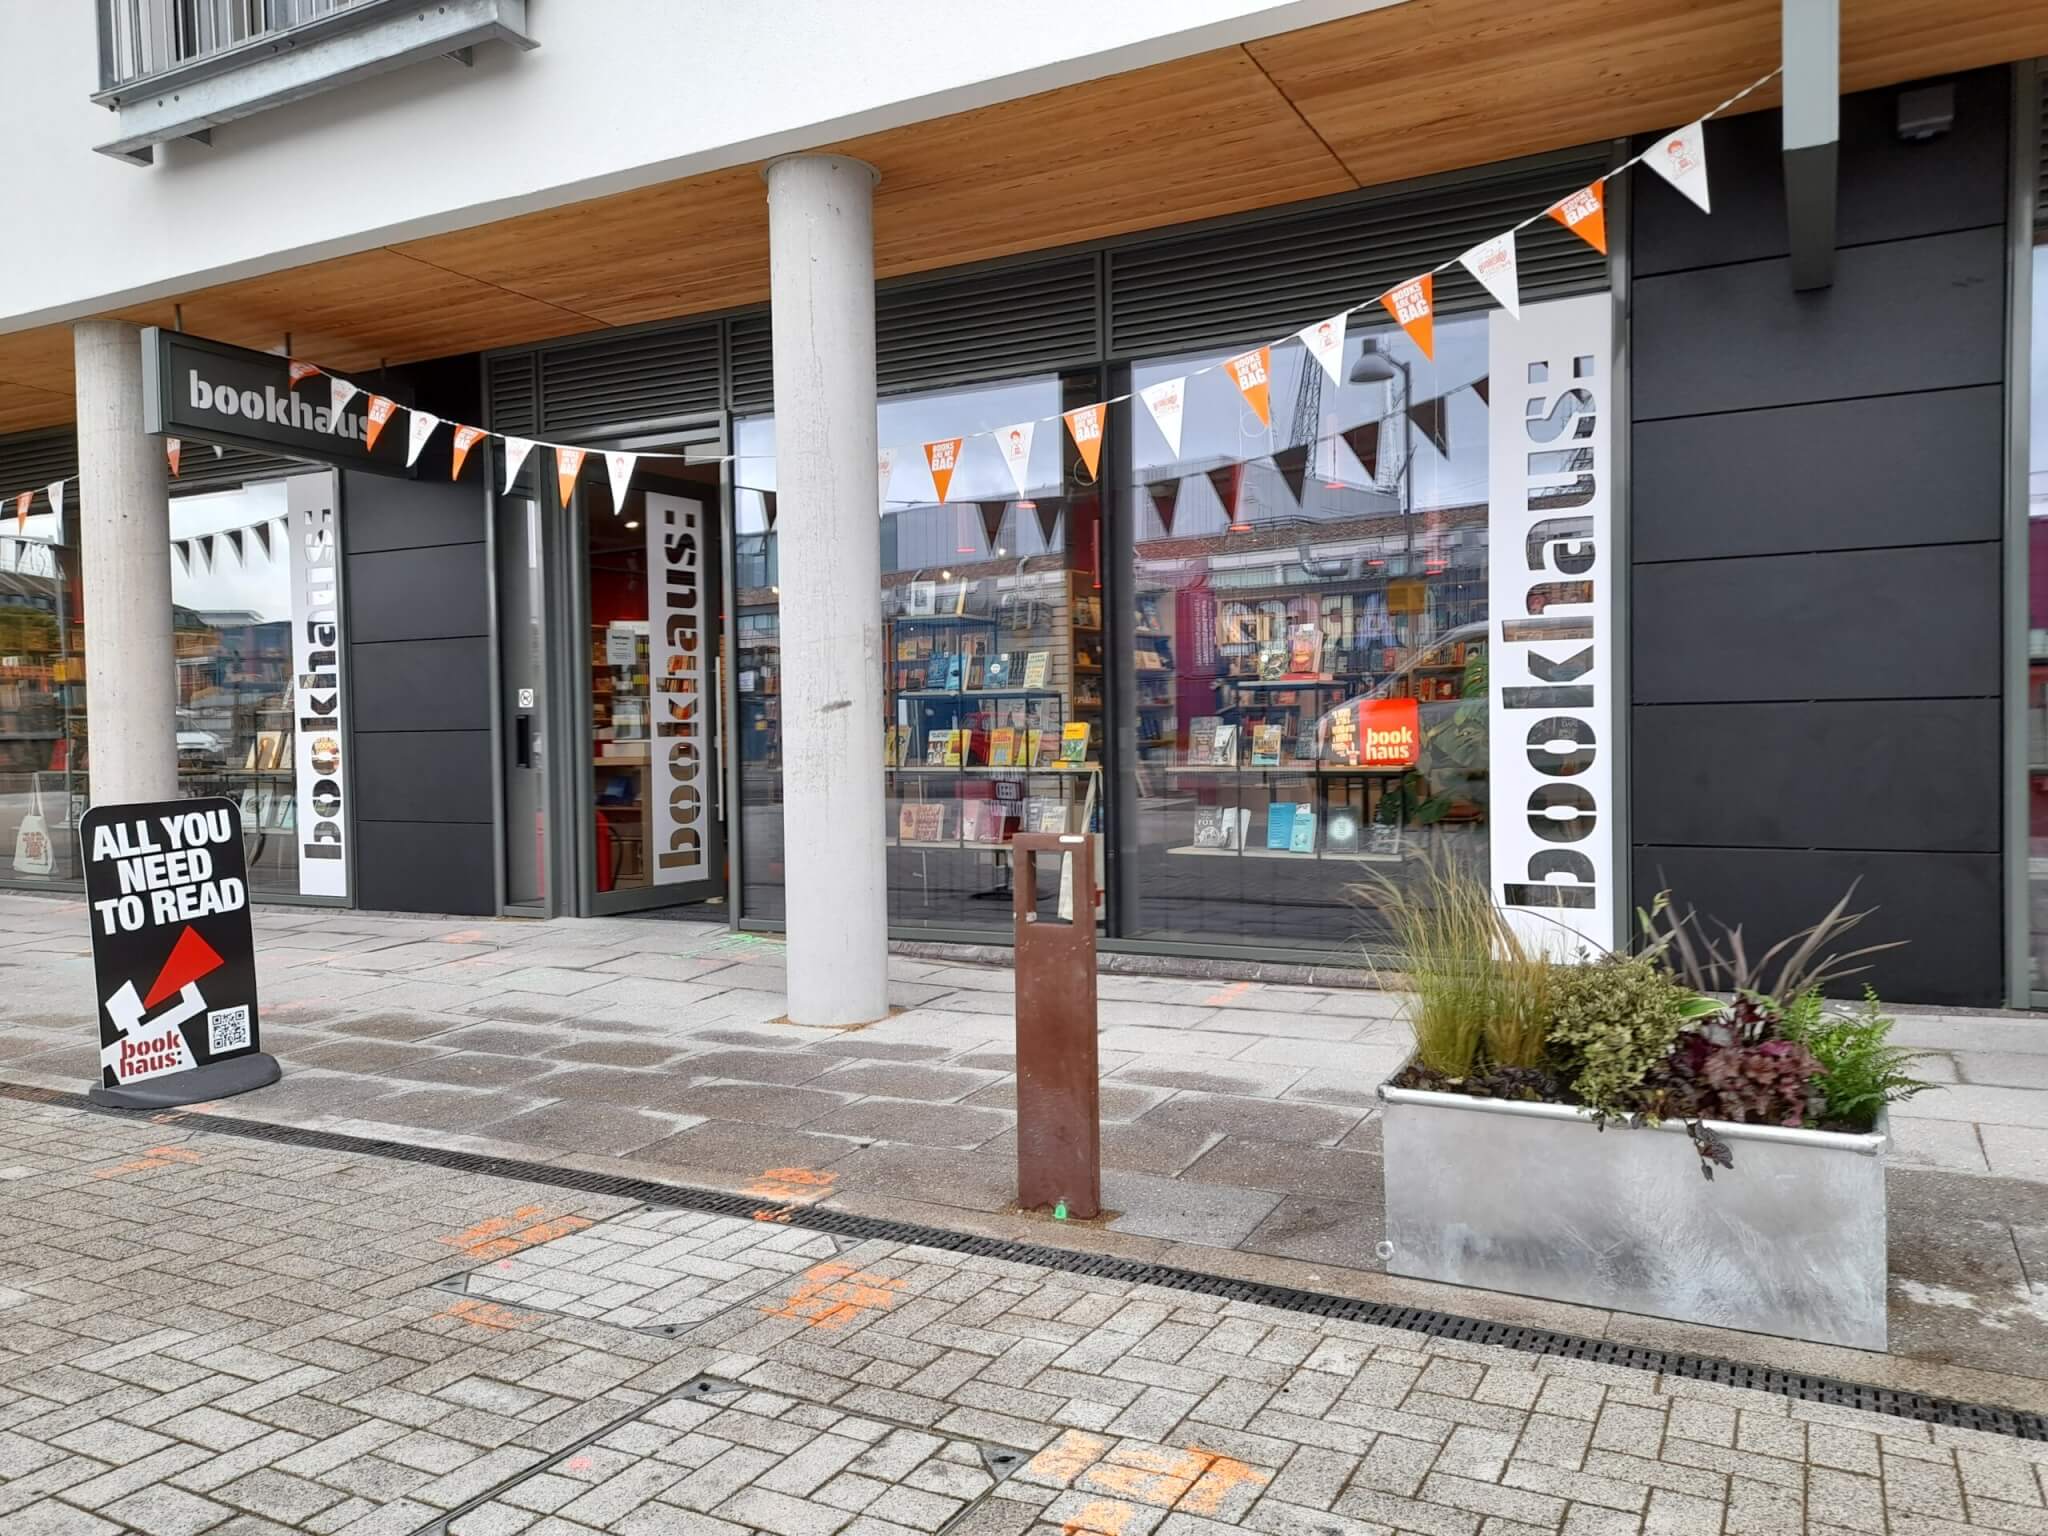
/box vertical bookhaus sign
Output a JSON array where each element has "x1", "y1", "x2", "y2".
[
  {"x1": 645, "y1": 492, "x2": 707, "y2": 884},
  {"x1": 1488, "y1": 294, "x2": 1615, "y2": 957},
  {"x1": 81, "y1": 798, "x2": 274, "y2": 1107}
]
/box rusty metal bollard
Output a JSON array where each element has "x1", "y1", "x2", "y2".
[{"x1": 1011, "y1": 832, "x2": 1101, "y2": 1219}]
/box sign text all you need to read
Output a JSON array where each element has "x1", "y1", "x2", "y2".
[{"x1": 90, "y1": 808, "x2": 247, "y2": 935}]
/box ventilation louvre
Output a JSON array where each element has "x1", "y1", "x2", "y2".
[
  {"x1": 538, "y1": 324, "x2": 721, "y2": 437},
  {"x1": 486, "y1": 353, "x2": 538, "y2": 436},
  {"x1": 1107, "y1": 155, "x2": 1610, "y2": 358},
  {"x1": 876, "y1": 255, "x2": 1099, "y2": 392}
]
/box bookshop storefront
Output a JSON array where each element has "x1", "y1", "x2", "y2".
[{"x1": 479, "y1": 139, "x2": 1620, "y2": 962}]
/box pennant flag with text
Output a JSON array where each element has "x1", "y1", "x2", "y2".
[
  {"x1": 996, "y1": 421, "x2": 1035, "y2": 499},
  {"x1": 1063, "y1": 404, "x2": 1105, "y2": 480},
  {"x1": 1298, "y1": 312, "x2": 1348, "y2": 386},
  {"x1": 877, "y1": 447, "x2": 897, "y2": 511},
  {"x1": 1227, "y1": 346, "x2": 1272, "y2": 427},
  {"x1": 405, "y1": 411, "x2": 440, "y2": 469},
  {"x1": 1380, "y1": 274, "x2": 1435, "y2": 360},
  {"x1": 330, "y1": 376, "x2": 360, "y2": 419},
  {"x1": 1646, "y1": 120, "x2": 1711, "y2": 213},
  {"x1": 924, "y1": 437, "x2": 963, "y2": 503},
  {"x1": 1549, "y1": 182, "x2": 1608, "y2": 255},
  {"x1": 556, "y1": 446, "x2": 587, "y2": 506},
  {"x1": 451, "y1": 425, "x2": 488, "y2": 481},
  {"x1": 287, "y1": 360, "x2": 322, "y2": 390},
  {"x1": 47, "y1": 482, "x2": 63, "y2": 523},
  {"x1": 1459, "y1": 231, "x2": 1521, "y2": 318},
  {"x1": 606, "y1": 451, "x2": 637, "y2": 507},
  {"x1": 365, "y1": 396, "x2": 399, "y2": 453},
  {"x1": 502, "y1": 436, "x2": 535, "y2": 493},
  {"x1": 1139, "y1": 377, "x2": 1186, "y2": 459},
  {"x1": 14, "y1": 491, "x2": 30, "y2": 532},
  {"x1": 166, "y1": 438, "x2": 182, "y2": 478}
]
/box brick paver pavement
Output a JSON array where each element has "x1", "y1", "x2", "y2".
[
  {"x1": 3, "y1": 891, "x2": 2048, "y2": 1385},
  {"x1": 7, "y1": 1093, "x2": 2048, "y2": 1536}
]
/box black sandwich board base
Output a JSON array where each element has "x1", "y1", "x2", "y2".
[{"x1": 87, "y1": 1052, "x2": 281, "y2": 1111}]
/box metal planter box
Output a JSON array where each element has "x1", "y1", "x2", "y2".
[{"x1": 1378, "y1": 1083, "x2": 1889, "y2": 1351}]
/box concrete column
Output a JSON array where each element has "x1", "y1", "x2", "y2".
[
  {"x1": 74, "y1": 319, "x2": 176, "y2": 806},
  {"x1": 765, "y1": 153, "x2": 888, "y2": 1027}
]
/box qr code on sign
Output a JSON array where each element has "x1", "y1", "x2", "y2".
[{"x1": 207, "y1": 1005, "x2": 251, "y2": 1054}]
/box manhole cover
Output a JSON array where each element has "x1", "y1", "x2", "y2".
[
  {"x1": 438, "y1": 1205, "x2": 841, "y2": 1331},
  {"x1": 415, "y1": 1376, "x2": 1020, "y2": 1535}
]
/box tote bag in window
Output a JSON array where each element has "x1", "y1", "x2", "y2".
[{"x1": 13, "y1": 781, "x2": 53, "y2": 877}]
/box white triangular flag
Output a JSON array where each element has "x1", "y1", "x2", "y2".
[
  {"x1": 606, "y1": 451, "x2": 637, "y2": 508},
  {"x1": 502, "y1": 436, "x2": 536, "y2": 494},
  {"x1": 1645, "y1": 120, "x2": 1711, "y2": 213},
  {"x1": 46, "y1": 481, "x2": 63, "y2": 522},
  {"x1": 1139, "y1": 377, "x2": 1186, "y2": 459},
  {"x1": 877, "y1": 447, "x2": 897, "y2": 513},
  {"x1": 1297, "y1": 312, "x2": 1348, "y2": 386},
  {"x1": 406, "y1": 411, "x2": 440, "y2": 468},
  {"x1": 329, "y1": 376, "x2": 360, "y2": 420},
  {"x1": 995, "y1": 421, "x2": 1035, "y2": 499},
  {"x1": 1458, "y1": 231, "x2": 1522, "y2": 318}
]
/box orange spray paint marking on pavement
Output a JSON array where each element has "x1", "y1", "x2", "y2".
[
  {"x1": 1062, "y1": 1499, "x2": 1142, "y2": 1536},
  {"x1": 744, "y1": 1165, "x2": 836, "y2": 1221},
  {"x1": 762, "y1": 1261, "x2": 903, "y2": 1331},
  {"x1": 1202, "y1": 980, "x2": 1251, "y2": 1007},
  {"x1": 437, "y1": 1297, "x2": 535, "y2": 1332},
  {"x1": 94, "y1": 1146, "x2": 200, "y2": 1179},
  {"x1": 1023, "y1": 1431, "x2": 1111, "y2": 1486},
  {"x1": 1178, "y1": 1449, "x2": 1270, "y2": 1515},
  {"x1": 438, "y1": 1205, "x2": 592, "y2": 1261}
]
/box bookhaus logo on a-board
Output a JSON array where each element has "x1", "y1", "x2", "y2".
[{"x1": 81, "y1": 798, "x2": 261, "y2": 1089}]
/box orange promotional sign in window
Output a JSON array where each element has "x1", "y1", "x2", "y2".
[{"x1": 1357, "y1": 698, "x2": 1421, "y2": 769}]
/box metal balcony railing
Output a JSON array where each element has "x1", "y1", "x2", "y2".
[{"x1": 97, "y1": 0, "x2": 383, "y2": 94}]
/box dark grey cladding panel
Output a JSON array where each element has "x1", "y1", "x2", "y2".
[
  {"x1": 346, "y1": 544, "x2": 489, "y2": 644},
  {"x1": 352, "y1": 730, "x2": 492, "y2": 826},
  {"x1": 1631, "y1": 226, "x2": 2005, "y2": 421},
  {"x1": 1631, "y1": 386, "x2": 2003, "y2": 563},
  {"x1": 354, "y1": 820, "x2": 495, "y2": 916},
  {"x1": 350, "y1": 637, "x2": 491, "y2": 733},
  {"x1": 1630, "y1": 700, "x2": 1998, "y2": 853},
  {"x1": 1630, "y1": 845, "x2": 2000, "y2": 1008},
  {"x1": 1630, "y1": 68, "x2": 2009, "y2": 277},
  {"x1": 1631, "y1": 543, "x2": 1999, "y2": 704},
  {"x1": 342, "y1": 471, "x2": 487, "y2": 554}
]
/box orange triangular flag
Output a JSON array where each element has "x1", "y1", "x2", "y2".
[
  {"x1": 1380, "y1": 274, "x2": 1436, "y2": 360},
  {"x1": 14, "y1": 491, "x2": 29, "y2": 532},
  {"x1": 1549, "y1": 182, "x2": 1608, "y2": 255},
  {"x1": 1063, "y1": 404, "x2": 1105, "y2": 480},
  {"x1": 287, "y1": 359, "x2": 322, "y2": 389},
  {"x1": 1227, "y1": 346, "x2": 1272, "y2": 428},
  {"x1": 165, "y1": 437, "x2": 182, "y2": 478},
  {"x1": 925, "y1": 437, "x2": 963, "y2": 503},
  {"x1": 557, "y1": 446, "x2": 587, "y2": 506},
  {"x1": 364, "y1": 395, "x2": 398, "y2": 453},
  {"x1": 451, "y1": 425, "x2": 487, "y2": 482}
]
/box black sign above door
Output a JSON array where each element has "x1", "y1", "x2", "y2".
[
  {"x1": 80, "y1": 796, "x2": 279, "y2": 1109},
  {"x1": 141, "y1": 328, "x2": 413, "y2": 475}
]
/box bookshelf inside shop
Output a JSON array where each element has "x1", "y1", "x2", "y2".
[
  {"x1": 1137, "y1": 586, "x2": 1485, "y2": 864},
  {"x1": 591, "y1": 620, "x2": 653, "y2": 888},
  {"x1": 882, "y1": 571, "x2": 1100, "y2": 904}
]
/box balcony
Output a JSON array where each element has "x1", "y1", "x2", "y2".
[{"x1": 93, "y1": 0, "x2": 535, "y2": 164}]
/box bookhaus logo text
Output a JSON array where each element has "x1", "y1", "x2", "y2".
[
  {"x1": 1487, "y1": 294, "x2": 1613, "y2": 955},
  {"x1": 188, "y1": 367, "x2": 366, "y2": 444},
  {"x1": 649, "y1": 492, "x2": 706, "y2": 882}
]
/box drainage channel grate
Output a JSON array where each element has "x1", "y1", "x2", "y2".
[
  {"x1": 405, "y1": 1373, "x2": 1024, "y2": 1536},
  {"x1": 10, "y1": 1078, "x2": 2044, "y2": 1442}
]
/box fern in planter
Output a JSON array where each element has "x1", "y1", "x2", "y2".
[{"x1": 1780, "y1": 987, "x2": 1936, "y2": 1132}]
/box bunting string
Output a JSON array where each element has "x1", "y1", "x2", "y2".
[{"x1": 0, "y1": 66, "x2": 1777, "y2": 541}]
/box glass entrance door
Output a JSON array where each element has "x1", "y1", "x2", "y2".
[{"x1": 581, "y1": 454, "x2": 726, "y2": 915}]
